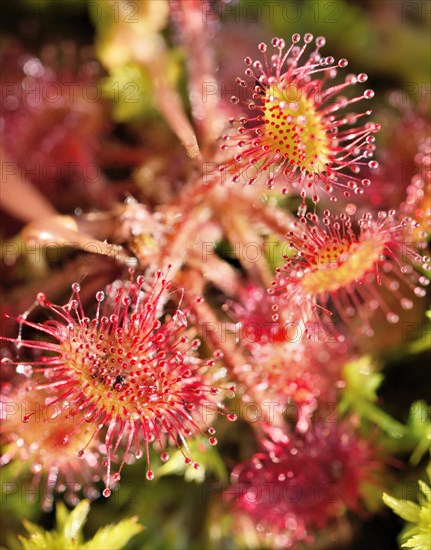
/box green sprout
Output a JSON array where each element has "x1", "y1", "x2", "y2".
[{"x1": 17, "y1": 500, "x2": 143, "y2": 549}]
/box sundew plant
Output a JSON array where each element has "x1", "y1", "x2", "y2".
[{"x1": 0, "y1": 1, "x2": 430, "y2": 549}]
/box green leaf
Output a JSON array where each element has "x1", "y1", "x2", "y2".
[
  {"x1": 17, "y1": 500, "x2": 143, "y2": 549},
  {"x1": 82, "y1": 517, "x2": 144, "y2": 550},
  {"x1": 382, "y1": 493, "x2": 420, "y2": 523},
  {"x1": 63, "y1": 500, "x2": 90, "y2": 543},
  {"x1": 418, "y1": 480, "x2": 431, "y2": 503},
  {"x1": 342, "y1": 357, "x2": 383, "y2": 403},
  {"x1": 407, "y1": 401, "x2": 431, "y2": 465},
  {"x1": 383, "y1": 464, "x2": 431, "y2": 550},
  {"x1": 403, "y1": 533, "x2": 431, "y2": 550},
  {"x1": 341, "y1": 357, "x2": 406, "y2": 437}
]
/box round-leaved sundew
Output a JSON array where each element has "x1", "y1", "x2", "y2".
[
  {"x1": 269, "y1": 209, "x2": 430, "y2": 336},
  {"x1": 220, "y1": 34, "x2": 379, "y2": 204},
  {"x1": 1, "y1": 272, "x2": 236, "y2": 496}
]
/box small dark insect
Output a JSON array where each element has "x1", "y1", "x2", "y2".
[{"x1": 113, "y1": 375, "x2": 127, "y2": 390}]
